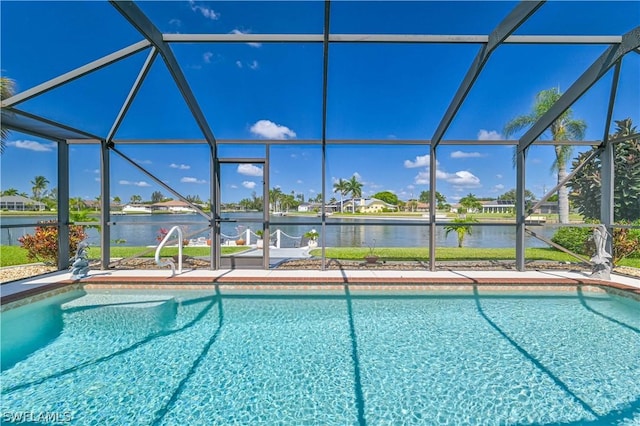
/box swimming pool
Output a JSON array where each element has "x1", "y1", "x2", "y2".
[{"x1": 1, "y1": 287, "x2": 639, "y2": 425}]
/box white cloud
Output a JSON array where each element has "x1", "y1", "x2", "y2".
[
  {"x1": 230, "y1": 184, "x2": 238, "y2": 189},
  {"x1": 189, "y1": 0, "x2": 220, "y2": 20},
  {"x1": 450, "y1": 150, "x2": 487, "y2": 159},
  {"x1": 249, "y1": 60, "x2": 259, "y2": 70},
  {"x1": 478, "y1": 129, "x2": 503, "y2": 140},
  {"x1": 119, "y1": 180, "x2": 151, "y2": 187},
  {"x1": 296, "y1": 179, "x2": 303, "y2": 184},
  {"x1": 250, "y1": 120, "x2": 296, "y2": 139},
  {"x1": 133, "y1": 158, "x2": 152, "y2": 165},
  {"x1": 353, "y1": 172, "x2": 362, "y2": 180},
  {"x1": 235, "y1": 61, "x2": 243, "y2": 68},
  {"x1": 231, "y1": 29, "x2": 262, "y2": 48},
  {"x1": 203, "y1": 52, "x2": 214, "y2": 63},
  {"x1": 493, "y1": 184, "x2": 505, "y2": 191},
  {"x1": 7, "y1": 140, "x2": 56, "y2": 152},
  {"x1": 242, "y1": 181, "x2": 256, "y2": 189},
  {"x1": 413, "y1": 165, "x2": 480, "y2": 188},
  {"x1": 407, "y1": 185, "x2": 415, "y2": 190},
  {"x1": 170, "y1": 163, "x2": 191, "y2": 170},
  {"x1": 237, "y1": 163, "x2": 263, "y2": 177},
  {"x1": 496, "y1": 174, "x2": 503, "y2": 179},
  {"x1": 446, "y1": 171, "x2": 481, "y2": 187},
  {"x1": 404, "y1": 154, "x2": 431, "y2": 168},
  {"x1": 387, "y1": 134, "x2": 397, "y2": 140},
  {"x1": 414, "y1": 169, "x2": 448, "y2": 185},
  {"x1": 169, "y1": 18, "x2": 181, "y2": 27},
  {"x1": 181, "y1": 177, "x2": 206, "y2": 184}
]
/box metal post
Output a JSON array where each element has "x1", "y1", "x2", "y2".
[
  {"x1": 600, "y1": 61, "x2": 621, "y2": 255},
  {"x1": 264, "y1": 148, "x2": 270, "y2": 269},
  {"x1": 212, "y1": 149, "x2": 219, "y2": 270},
  {"x1": 100, "y1": 141, "x2": 111, "y2": 269},
  {"x1": 429, "y1": 144, "x2": 437, "y2": 271},
  {"x1": 320, "y1": 0, "x2": 331, "y2": 271},
  {"x1": 515, "y1": 146, "x2": 527, "y2": 271},
  {"x1": 57, "y1": 139, "x2": 70, "y2": 270}
]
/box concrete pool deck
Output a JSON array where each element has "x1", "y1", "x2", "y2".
[{"x1": 2, "y1": 267, "x2": 640, "y2": 308}]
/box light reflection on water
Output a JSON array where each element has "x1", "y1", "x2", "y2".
[{"x1": 0, "y1": 214, "x2": 556, "y2": 248}]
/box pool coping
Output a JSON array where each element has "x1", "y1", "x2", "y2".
[{"x1": 2, "y1": 268, "x2": 640, "y2": 310}]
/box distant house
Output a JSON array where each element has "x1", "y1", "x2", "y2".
[
  {"x1": 404, "y1": 200, "x2": 429, "y2": 212},
  {"x1": 533, "y1": 201, "x2": 559, "y2": 215},
  {"x1": 152, "y1": 200, "x2": 196, "y2": 214},
  {"x1": 122, "y1": 204, "x2": 152, "y2": 214},
  {"x1": 343, "y1": 198, "x2": 398, "y2": 213},
  {"x1": 481, "y1": 200, "x2": 514, "y2": 214},
  {"x1": 297, "y1": 202, "x2": 319, "y2": 213},
  {"x1": 0, "y1": 195, "x2": 46, "y2": 211}
]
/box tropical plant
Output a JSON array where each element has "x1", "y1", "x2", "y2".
[
  {"x1": 333, "y1": 178, "x2": 349, "y2": 213},
  {"x1": 459, "y1": 193, "x2": 482, "y2": 213},
  {"x1": 1, "y1": 188, "x2": 19, "y2": 196},
  {"x1": 18, "y1": 220, "x2": 87, "y2": 264},
  {"x1": 130, "y1": 194, "x2": 142, "y2": 204},
  {"x1": 569, "y1": 118, "x2": 640, "y2": 221},
  {"x1": 304, "y1": 229, "x2": 319, "y2": 241},
  {"x1": 269, "y1": 187, "x2": 283, "y2": 212},
  {"x1": 31, "y1": 175, "x2": 49, "y2": 201},
  {"x1": 345, "y1": 175, "x2": 363, "y2": 213},
  {"x1": 444, "y1": 217, "x2": 478, "y2": 248},
  {"x1": 503, "y1": 88, "x2": 587, "y2": 224},
  {"x1": 1, "y1": 76, "x2": 15, "y2": 154}
]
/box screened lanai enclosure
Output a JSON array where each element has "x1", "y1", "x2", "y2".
[{"x1": 1, "y1": 1, "x2": 639, "y2": 272}]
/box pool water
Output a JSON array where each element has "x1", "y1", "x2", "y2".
[{"x1": 1, "y1": 288, "x2": 639, "y2": 425}]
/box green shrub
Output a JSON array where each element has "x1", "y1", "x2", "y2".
[
  {"x1": 613, "y1": 220, "x2": 640, "y2": 262},
  {"x1": 551, "y1": 227, "x2": 591, "y2": 255}
]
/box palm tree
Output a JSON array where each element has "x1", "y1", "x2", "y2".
[
  {"x1": 269, "y1": 187, "x2": 283, "y2": 213},
  {"x1": 130, "y1": 194, "x2": 142, "y2": 204},
  {"x1": 1, "y1": 76, "x2": 15, "y2": 154},
  {"x1": 2, "y1": 188, "x2": 19, "y2": 196},
  {"x1": 31, "y1": 175, "x2": 49, "y2": 201},
  {"x1": 504, "y1": 87, "x2": 586, "y2": 223},
  {"x1": 345, "y1": 175, "x2": 363, "y2": 213},
  {"x1": 444, "y1": 217, "x2": 478, "y2": 248},
  {"x1": 333, "y1": 178, "x2": 349, "y2": 213}
]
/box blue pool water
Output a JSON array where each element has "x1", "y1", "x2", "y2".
[{"x1": 1, "y1": 288, "x2": 639, "y2": 425}]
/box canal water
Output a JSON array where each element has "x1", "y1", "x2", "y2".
[{"x1": 0, "y1": 213, "x2": 557, "y2": 249}]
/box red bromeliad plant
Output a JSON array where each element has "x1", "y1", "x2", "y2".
[
  {"x1": 157, "y1": 227, "x2": 169, "y2": 242},
  {"x1": 18, "y1": 220, "x2": 87, "y2": 264}
]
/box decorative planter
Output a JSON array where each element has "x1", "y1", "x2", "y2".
[
  {"x1": 364, "y1": 255, "x2": 379, "y2": 264},
  {"x1": 236, "y1": 238, "x2": 246, "y2": 246},
  {"x1": 308, "y1": 240, "x2": 318, "y2": 248},
  {"x1": 256, "y1": 239, "x2": 264, "y2": 249}
]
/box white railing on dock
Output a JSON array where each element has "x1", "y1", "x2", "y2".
[{"x1": 155, "y1": 225, "x2": 183, "y2": 276}]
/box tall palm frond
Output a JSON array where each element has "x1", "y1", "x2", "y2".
[
  {"x1": 503, "y1": 87, "x2": 587, "y2": 223},
  {"x1": 1, "y1": 76, "x2": 16, "y2": 154}
]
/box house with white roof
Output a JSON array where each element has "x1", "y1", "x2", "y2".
[{"x1": 0, "y1": 195, "x2": 46, "y2": 211}]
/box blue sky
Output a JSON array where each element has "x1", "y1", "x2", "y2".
[{"x1": 1, "y1": 1, "x2": 639, "y2": 204}]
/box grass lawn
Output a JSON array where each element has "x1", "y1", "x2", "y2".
[
  {"x1": 2, "y1": 245, "x2": 638, "y2": 268},
  {"x1": 309, "y1": 247, "x2": 581, "y2": 262},
  {"x1": 0, "y1": 245, "x2": 250, "y2": 267}
]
